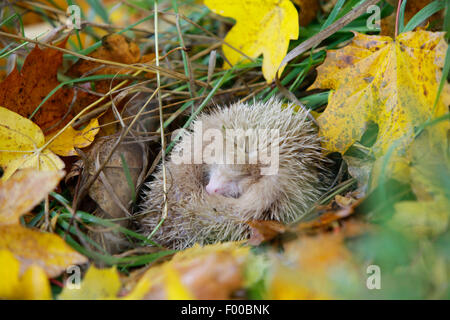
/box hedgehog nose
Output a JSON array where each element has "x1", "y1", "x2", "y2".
[{"x1": 205, "y1": 183, "x2": 218, "y2": 195}]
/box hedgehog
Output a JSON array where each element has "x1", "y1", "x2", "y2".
[{"x1": 137, "y1": 98, "x2": 332, "y2": 249}]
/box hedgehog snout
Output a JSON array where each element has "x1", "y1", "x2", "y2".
[
  {"x1": 205, "y1": 171, "x2": 242, "y2": 198},
  {"x1": 205, "y1": 178, "x2": 240, "y2": 198}
]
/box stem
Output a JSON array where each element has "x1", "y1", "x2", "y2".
[
  {"x1": 395, "y1": 0, "x2": 403, "y2": 38},
  {"x1": 148, "y1": 0, "x2": 169, "y2": 240}
]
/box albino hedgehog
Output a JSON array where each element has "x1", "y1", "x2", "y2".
[{"x1": 138, "y1": 98, "x2": 331, "y2": 249}]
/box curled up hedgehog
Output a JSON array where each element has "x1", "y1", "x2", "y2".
[{"x1": 137, "y1": 98, "x2": 332, "y2": 249}]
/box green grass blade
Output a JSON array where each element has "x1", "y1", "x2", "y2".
[
  {"x1": 404, "y1": 0, "x2": 446, "y2": 32},
  {"x1": 398, "y1": 0, "x2": 408, "y2": 34}
]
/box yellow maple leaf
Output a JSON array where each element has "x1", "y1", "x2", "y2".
[
  {"x1": 0, "y1": 106, "x2": 65, "y2": 181},
  {"x1": 204, "y1": 0, "x2": 299, "y2": 82},
  {"x1": 47, "y1": 118, "x2": 100, "y2": 157},
  {"x1": 58, "y1": 266, "x2": 121, "y2": 300},
  {"x1": 310, "y1": 31, "x2": 449, "y2": 158},
  {"x1": 0, "y1": 249, "x2": 51, "y2": 300}
]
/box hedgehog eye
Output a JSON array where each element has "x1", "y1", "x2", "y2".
[{"x1": 202, "y1": 168, "x2": 210, "y2": 184}]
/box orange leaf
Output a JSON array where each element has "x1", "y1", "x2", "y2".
[
  {"x1": 67, "y1": 34, "x2": 153, "y2": 135},
  {"x1": 292, "y1": 0, "x2": 320, "y2": 26},
  {"x1": 246, "y1": 220, "x2": 286, "y2": 245},
  {"x1": 0, "y1": 41, "x2": 74, "y2": 134}
]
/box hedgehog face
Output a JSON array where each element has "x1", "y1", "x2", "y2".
[{"x1": 204, "y1": 164, "x2": 259, "y2": 198}]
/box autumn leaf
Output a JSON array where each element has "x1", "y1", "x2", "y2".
[
  {"x1": 381, "y1": 0, "x2": 445, "y2": 37},
  {"x1": 164, "y1": 265, "x2": 194, "y2": 300},
  {"x1": 0, "y1": 226, "x2": 88, "y2": 278},
  {"x1": 67, "y1": 34, "x2": 154, "y2": 136},
  {"x1": 0, "y1": 42, "x2": 74, "y2": 134},
  {"x1": 0, "y1": 169, "x2": 87, "y2": 277},
  {"x1": 204, "y1": 0, "x2": 299, "y2": 82},
  {"x1": 268, "y1": 230, "x2": 363, "y2": 299},
  {"x1": 310, "y1": 31, "x2": 449, "y2": 161},
  {"x1": 58, "y1": 266, "x2": 121, "y2": 300},
  {"x1": 47, "y1": 117, "x2": 100, "y2": 156},
  {"x1": 268, "y1": 264, "x2": 331, "y2": 299},
  {"x1": 246, "y1": 220, "x2": 286, "y2": 246},
  {"x1": 0, "y1": 169, "x2": 64, "y2": 225},
  {"x1": 0, "y1": 107, "x2": 64, "y2": 181},
  {"x1": 0, "y1": 106, "x2": 65, "y2": 181},
  {"x1": 292, "y1": 0, "x2": 320, "y2": 26},
  {"x1": 125, "y1": 242, "x2": 249, "y2": 300},
  {"x1": 0, "y1": 249, "x2": 51, "y2": 300},
  {"x1": 296, "y1": 194, "x2": 361, "y2": 231},
  {"x1": 0, "y1": 40, "x2": 101, "y2": 160}
]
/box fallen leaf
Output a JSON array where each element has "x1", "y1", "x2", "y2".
[
  {"x1": 246, "y1": 220, "x2": 286, "y2": 246},
  {"x1": 0, "y1": 106, "x2": 65, "y2": 181},
  {"x1": 292, "y1": 0, "x2": 320, "y2": 26},
  {"x1": 66, "y1": 133, "x2": 146, "y2": 254},
  {"x1": 268, "y1": 264, "x2": 331, "y2": 299},
  {"x1": 67, "y1": 34, "x2": 154, "y2": 136},
  {"x1": 0, "y1": 169, "x2": 87, "y2": 278},
  {"x1": 0, "y1": 225, "x2": 88, "y2": 278},
  {"x1": 68, "y1": 34, "x2": 141, "y2": 82},
  {"x1": 0, "y1": 169, "x2": 64, "y2": 225},
  {"x1": 58, "y1": 266, "x2": 121, "y2": 300},
  {"x1": 268, "y1": 229, "x2": 364, "y2": 299},
  {"x1": 310, "y1": 31, "x2": 449, "y2": 179},
  {"x1": 0, "y1": 249, "x2": 51, "y2": 300},
  {"x1": 125, "y1": 242, "x2": 249, "y2": 300},
  {"x1": 47, "y1": 117, "x2": 100, "y2": 156},
  {"x1": 164, "y1": 265, "x2": 194, "y2": 300},
  {"x1": 381, "y1": 0, "x2": 444, "y2": 37},
  {"x1": 205, "y1": 0, "x2": 299, "y2": 82},
  {"x1": 0, "y1": 42, "x2": 74, "y2": 134},
  {"x1": 297, "y1": 195, "x2": 361, "y2": 231}
]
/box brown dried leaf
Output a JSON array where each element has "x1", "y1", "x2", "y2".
[
  {"x1": 292, "y1": 0, "x2": 320, "y2": 26},
  {"x1": 381, "y1": 0, "x2": 444, "y2": 37},
  {"x1": 0, "y1": 41, "x2": 74, "y2": 134},
  {"x1": 297, "y1": 194, "x2": 361, "y2": 231},
  {"x1": 67, "y1": 34, "x2": 154, "y2": 136},
  {"x1": 246, "y1": 220, "x2": 286, "y2": 245}
]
